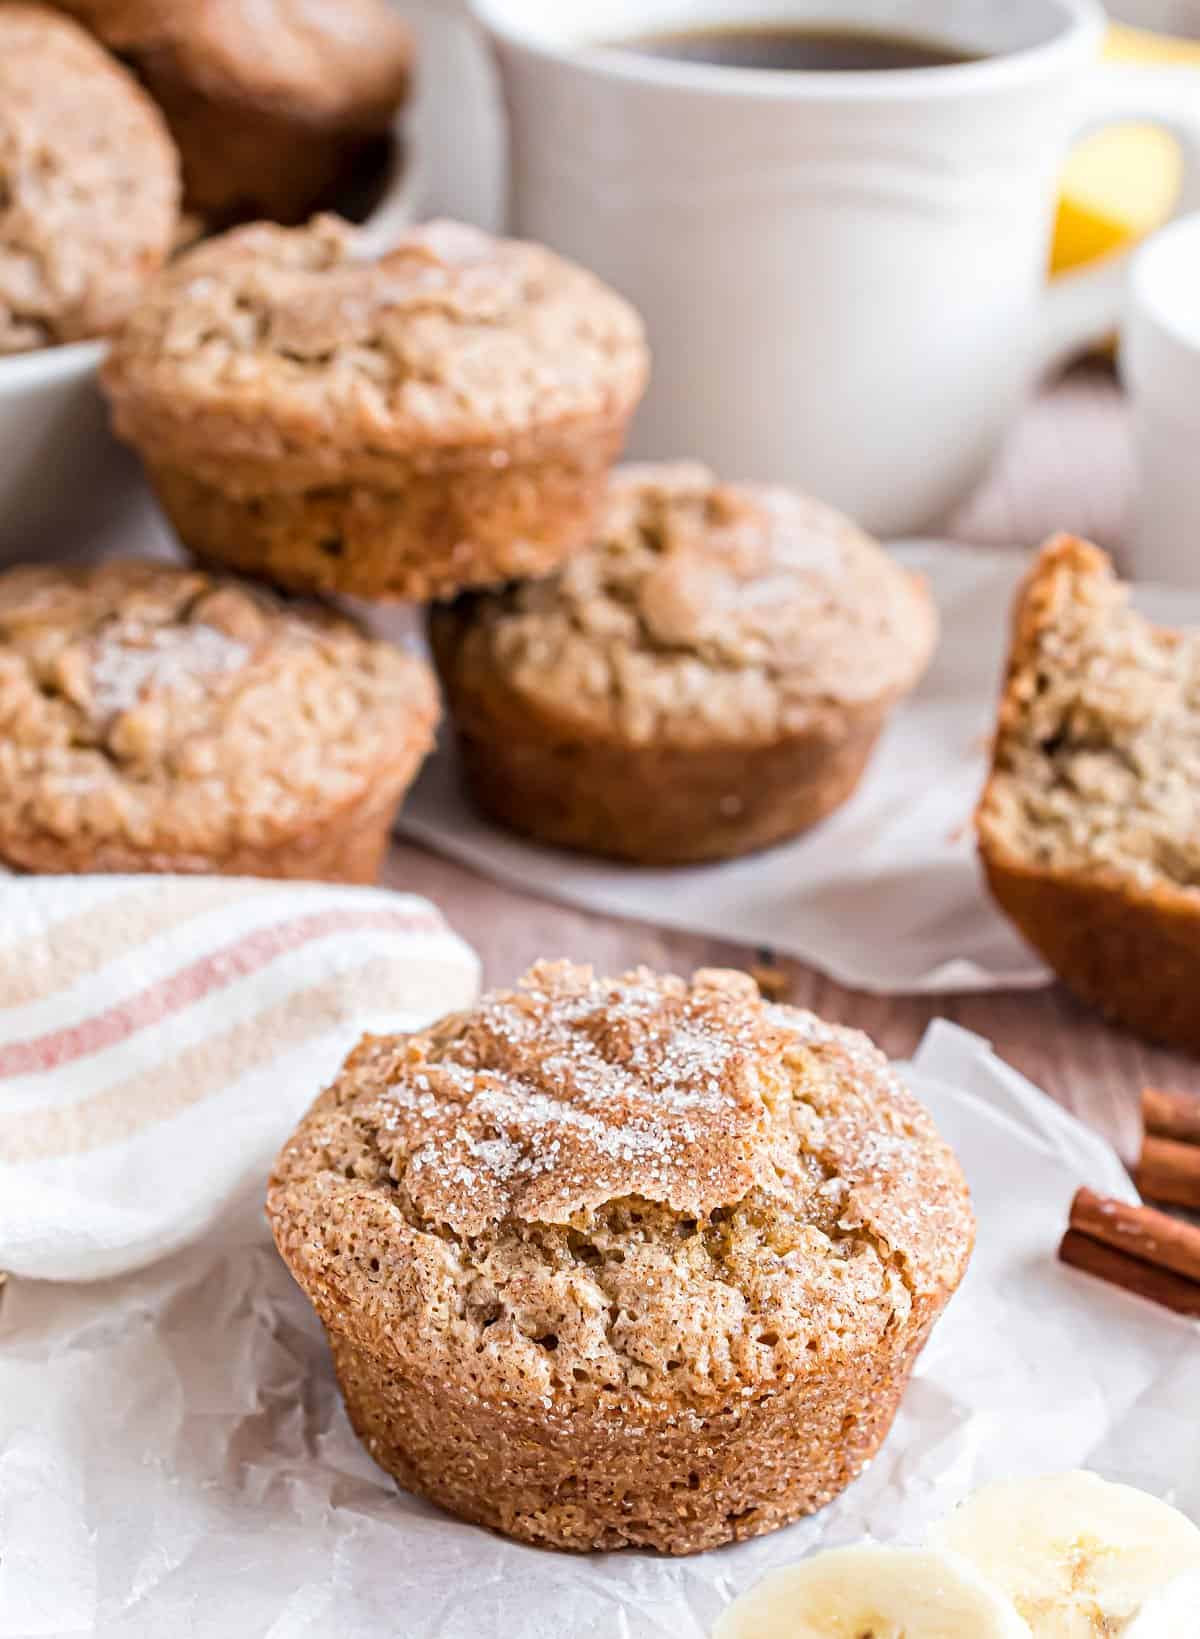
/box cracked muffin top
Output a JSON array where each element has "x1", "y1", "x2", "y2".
[
  {"x1": 101, "y1": 216, "x2": 651, "y2": 468},
  {"x1": 267, "y1": 962, "x2": 974, "y2": 1410},
  {"x1": 433, "y1": 464, "x2": 938, "y2": 747},
  {"x1": 0, "y1": 559, "x2": 438, "y2": 862},
  {"x1": 0, "y1": 4, "x2": 179, "y2": 354},
  {"x1": 46, "y1": 0, "x2": 413, "y2": 127},
  {"x1": 978, "y1": 535, "x2": 1200, "y2": 893}
]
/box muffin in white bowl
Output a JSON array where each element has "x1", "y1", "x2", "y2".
[{"x1": 0, "y1": 51, "x2": 422, "y2": 559}]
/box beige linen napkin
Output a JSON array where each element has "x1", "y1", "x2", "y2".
[{"x1": 0, "y1": 875, "x2": 480, "y2": 1282}]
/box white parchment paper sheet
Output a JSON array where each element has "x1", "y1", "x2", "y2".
[
  {"x1": 2, "y1": 1024, "x2": 1196, "y2": 1638},
  {"x1": 401, "y1": 545, "x2": 1198, "y2": 995}
]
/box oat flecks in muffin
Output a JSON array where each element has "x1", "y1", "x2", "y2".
[
  {"x1": 981, "y1": 536, "x2": 1200, "y2": 889},
  {"x1": 0, "y1": 560, "x2": 438, "y2": 874},
  {"x1": 102, "y1": 217, "x2": 649, "y2": 601},
  {"x1": 0, "y1": 4, "x2": 179, "y2": 353},
  {"x1": 103, "y1": 216, "x2": 650, "y2": 462},
  {"x1": 431, "y1": 463, "x2": 936, "y2": 864},
  {"x1": 268, "y1": 962, "x2": 974, "y2": 1552},
  {"x1": 976, "y1": 536, "x2": 1200, "y2": 1051},
  {"x1": 441, "y1": 462, "x2": 936, "y2": 747}
]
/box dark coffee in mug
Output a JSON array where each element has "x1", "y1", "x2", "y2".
[{"x1": 610, "y1": 23, "x2": 981, "y2": 71}]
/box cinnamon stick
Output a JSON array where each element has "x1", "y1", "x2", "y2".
[
  {"x1": 1135, "y1": 1134, "x2": 1200, "y2": 1213},
  {"x1": 1058, "y1": 1229, "x2": 1200, "y2": 1319},
  {"x1": 1143, "y1": 1086, "x2": 1200, "y2": 1147},
  {"x1": 1069, "y1": 1188, "x2": 1200, "y2": 1286}
]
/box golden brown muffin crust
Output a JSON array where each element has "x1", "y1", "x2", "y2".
[
  {"x1": 103, "y1": 220, "x2": 649, "y2": 604},
  {"x1": 434, "y1": 463, "x2": 937, "y2": 749},
  {"x1": 0, "y1": 4, "x2": 179, "y2": 352},
  {"x1": 102, "y1": 216, "x2": 651, "y2": 473},
  {"x1": 0, "y1": 559, "x2": 438, "y2": 869},
  {"x1": 430, "y1": 465, "x2": 936, "y2": 864},
  {"x1": 268, "y1": 963, "x2": 974, "y2": 1550}
]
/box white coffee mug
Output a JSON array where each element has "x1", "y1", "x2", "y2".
[
  {"x1": 411, "y1": 0, "x2": 1200, "y2": 534},
  {"x1": 1122, "y1": 211, "x2": 1200, "y2": 584}
]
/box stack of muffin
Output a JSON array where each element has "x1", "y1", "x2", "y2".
[
  {"x1": 0, "y1": 0, "x2": 414, "y2": 352},
  {"x1": 0, "y1": 1, "x2": 935, "y2": 883}
]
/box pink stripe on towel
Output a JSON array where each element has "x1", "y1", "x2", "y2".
[{"x1": 0, "y1": 906, "x2": 443, "y2": 1078}]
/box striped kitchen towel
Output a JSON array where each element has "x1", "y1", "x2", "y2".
[{"x1": 0, "y1": 876, "x2": 480, "y2": 1283}]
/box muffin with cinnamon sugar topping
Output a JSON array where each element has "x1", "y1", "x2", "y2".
[
  {"x1": 102, "y1": 215, "x2": 649, "y2": 602},
  {"x1": 267, "y1": 961, "x2": 974, "y2": 1554},
  {"x1": 0, "y1": 559, "x2": 437, "y2": 881},
  {"x1": 431, "y1": 462, "x2": 936, "y2": 863}
]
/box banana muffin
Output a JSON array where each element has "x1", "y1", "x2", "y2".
[
  {"x1": 0, "y1": 5, "x2": 179, "y2": 354},
  {"x1": 0, "y1": 559, "x2": 438, "y2": 881},
  {"x1": 430, "y1": 463, "x2": 938, "y2": 864},
  {"x1": 977, "y1": 534, "x2": 1200, "y2": 1052},
  {"x1": 103, "y1": 217, "x2": 650, "y2": 602},
  {"x1": 267, "y1": 961, "x2": 975, "y2": 1554},
  {"x1": 41, "y1": 0, "x2": 413, "y2": 226}
]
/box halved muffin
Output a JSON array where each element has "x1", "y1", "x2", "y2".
[{"x1": 977, "y1": 534, "x2": 1200, "y2": 1051}]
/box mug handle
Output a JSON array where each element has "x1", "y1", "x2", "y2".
[{"x1": 1039, "y1": 63, "x2": 1200, "y2": 373}]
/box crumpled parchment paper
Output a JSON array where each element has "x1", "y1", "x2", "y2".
[
  {"x1": 400, "y1": 546, "x2": 1199, "y2": 996},
  {"x1": 2, "y1": 1023, "x2": 1196, "y2": 1638}
]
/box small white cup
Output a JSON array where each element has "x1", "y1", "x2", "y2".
[
  {"x1": 427, "y1": 0, "x2": 1200, "y2": 535},
  {"x1": 1123, "y1": 212, "x2": 1200, "y2": 585}
]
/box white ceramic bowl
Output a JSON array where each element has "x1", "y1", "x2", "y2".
[{"x1": 0, "y1": 129, "x2": 425, "y2": 565}]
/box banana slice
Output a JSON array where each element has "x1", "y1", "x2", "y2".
[
  {"x1": 712, "y1": 1545, "x2": 1033, "y2": 1638},
  {"x1": 1126, "y1": 1569, "x2": 1200, "y2": 1638},
  {"x1": 932, "y1": 1471, "x2": 1200, "y2": 1636}
]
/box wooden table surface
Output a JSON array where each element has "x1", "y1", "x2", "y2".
[{"x1": 384, "y1": 365, "x2": 1196, "y2": 1165}]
